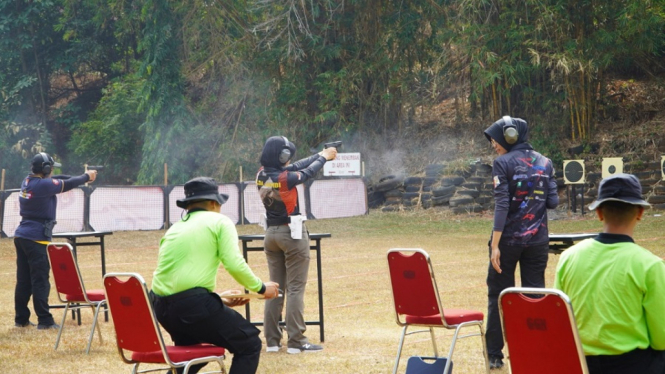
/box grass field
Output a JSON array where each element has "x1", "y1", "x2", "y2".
[{"x1": 1, "y1": 208, "x2": 664, "y2": 374}]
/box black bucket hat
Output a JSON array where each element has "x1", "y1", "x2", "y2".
[
  {"x1": 176, "y1": 177, "x2": 229, "y2": 208},
  {"x1": 588, "y1": 173, "x2": 651, "y2": 210}
]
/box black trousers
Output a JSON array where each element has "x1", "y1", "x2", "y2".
[
  {"x1": 485, "y1": 242, "x2": 549, "y2": 358},
  {"x1": 152, "y1": 290, "x2": 262, "y2": 374},
  {"x1": 14, "y1": 237, "x2": 55, "y2": 326},
  {"x1": 586, "y1": 348, "x2": 665, "y2": 374}
]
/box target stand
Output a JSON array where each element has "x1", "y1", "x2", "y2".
[
  {"x1": 602, "y1": 157, "x2": 624, "y2": 179},
  {"x1": 563, "y1": 160, "x2": 585, "y2": 215}
]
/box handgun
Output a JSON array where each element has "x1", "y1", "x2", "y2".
[
  {"x1": 324, "y1": 141, "x2": 342, "y2": 149},
  {"x1": 86, "y1": 165, "x2": 105, "y2": 171}
]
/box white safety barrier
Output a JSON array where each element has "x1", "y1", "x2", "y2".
[{"x1": 0, "y1": 178, "x2": 367, "y2": 237}]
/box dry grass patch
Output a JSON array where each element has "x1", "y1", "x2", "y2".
[{"x1": 1, "y1": 209, "x2": 664, "y2": 373}]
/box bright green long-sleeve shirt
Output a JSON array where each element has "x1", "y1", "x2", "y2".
[
  {"x1": 554, "y1": 237, "x2": 665, "y2": 356},
  {"x1": 152, "y1": 210, "x2": 263, "y2": 296}
]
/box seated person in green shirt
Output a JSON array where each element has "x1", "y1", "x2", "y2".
[
  {"x1": 554, "y1": 173, "x2": 665, "y2": 373},
  {"x1": 151, "y1": 177, "x2": 279, "y2": 374}
]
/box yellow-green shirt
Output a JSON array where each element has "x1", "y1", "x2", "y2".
[
  {"x1": 554, "y1": 237, "x2": 665, "y2": 356},
  {"x1": 152, "y1": 210, "x2": 263, "y2": 296}
]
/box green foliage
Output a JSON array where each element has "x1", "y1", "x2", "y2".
[
  {"x1": 249, "y1": 0, "x2": 449, "y2": 143},
  {"x1": 1, "y1": 0, "x2": 665, "y2": 188},
  {"x1": 528, "y1": 118, "x2": 566, "y2": 169},
  {"x1": 68, "y1": 76, "x2": 146, "y2": 184}
]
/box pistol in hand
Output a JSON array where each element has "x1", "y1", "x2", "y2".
[{"x1": 324, "y1": 141, "x2": 342, "y2": 149}]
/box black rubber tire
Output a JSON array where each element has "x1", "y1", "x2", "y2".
[
  {"x1": 403, "y1": 176, "x2": 423, "y2": 186},
  {"x1": 422, "y1": 177, "x2": 437, "y2": 187},
  {"x1": 402, "y1": 192, "x2": 420, "y2": 200},
  {"x1": 405, "y1": 185, "x2": 421, "y2": 193},
  {"x1": 431, "y1": 197, "x2": 449, "y2": 206},
  {"x1": 648, "y1": 195, "x2": 665, "y2": 204},
  {"x1": 379, "y1": 174, "x2": 397, "y2": 182},
  {"x1": 449, "y1": 196, "x2": 474, "y2": 207},
  {"x1": 384, "y1": 189, "x2": 403, "y2": 198},
  {"x1": 432, "y1": 185, "x2": 456, "y2": 197},
  {"x1": 441, "y1": 176, "x2": 465, "y2": 186},
  {"x1": 457, "y1": 189, "x2": 480, "y2": 198},
  {"x1": 461, "y1": 182, "x2": 481, "y2": 190},
  {"x1": 374, "y1": 177, "x2": 403, "y2": 192}
]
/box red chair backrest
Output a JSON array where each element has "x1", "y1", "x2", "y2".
[
  {"x1": 387, "y1": 249, "x2": 441, "y2": 318},
  {"x1": 47, "y1": 243, "x2": 85, "y2": 300},
  {"x1": 104, "y1": 274, "x2": 164, "y2": 354},
  {"x1": 500, "y1": 289, "x2": 587, "y2": 374}
]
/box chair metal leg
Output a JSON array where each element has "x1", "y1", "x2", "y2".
[
  {"x1": 86, "y1": 301, "x2": 106, "y2": 354},
  {"x1": 55, "y1": 303, "x2": 70, "y2": 350},
  {"x1": 479, "y1": 324, "x2": 490, "y2": 373},
  {"x1": 392, "y1": 325, "x2": 408, "y2": 374},
  {"x1": 442, "y1": 325, "x2": 464, "y2": 374},
  {"x1": 428, "y1": 327, "x2": 439, "y2": 357}
]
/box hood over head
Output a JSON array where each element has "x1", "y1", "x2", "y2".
[
  {"x1": 484, "y1": 116, "x2": 529, "y2": 152},
  {"x1": 260, "y1": 136, "x2": 296, "y2": 168}
]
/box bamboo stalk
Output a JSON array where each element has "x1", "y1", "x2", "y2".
[
  {"x1": 504, "y1": 80, "x2": 511, "y2": 115},
  {"x1": 565, "y1": 75, "x2": 576, "y2": 141},
  {"x1": 579, "y1": 70, "x2": 587, "y2": 139},
  {"x1": 492, "y1": 82, "x2": 498, "y2": 118}
]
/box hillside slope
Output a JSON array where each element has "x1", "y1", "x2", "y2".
[{"x1": 359, "y1": 78, "x2": 665, "y2": 214}]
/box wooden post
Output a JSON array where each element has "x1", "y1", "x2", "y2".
[
  {"x1": 239, "y1": 166, "x2": 245, "y2": 225},
  {"x1": 567, "y1": 185, "x2": 572, "y2": 218},
  {"x1": 0, "y1": 169, "x2": 4, "y2": 232},
  {"x1": 164, "y1": 163, "x2": 169, "y2": 230}
]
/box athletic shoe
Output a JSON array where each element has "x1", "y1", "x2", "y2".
[
  {"x1": 287, "y1": 343, "x2": 323, "y2": 354},
  {"x1": 15, "y1": 321, "x2": 35, "y2": 328},
  {"x1": 37, "y1": 323, "x2": 60, "y2": 330},
  {"x1": 489, "y1": 356, "x2": 504, "y2": 369},
  {"x1": 266, "y1": 346, "x2": 280, "y2": 353}
]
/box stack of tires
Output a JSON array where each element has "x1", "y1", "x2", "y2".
[
  {"x1": 371, "y1": 175, "x2": 404, "y2": 212},
  {"x1": 450, "y1": 179, "x2": 483, "y2": 214},
  {"x1": 402, "y1": 177, "x2": 423, "y2": 208},
  {"x1": 650, "y1": 185, "x2": 665, "y2": 209},
  {"x1": 634, "y1": 166, "x2": 665, "y2": 209},
  {"x1": 367, "y1": 162, "x2": 499, "y2": 213}
]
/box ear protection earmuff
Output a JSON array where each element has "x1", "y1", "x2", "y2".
[
  {"x1": 502, "y1": 116, "x2": 519, "y2": 145},
  {"x1": 278, "y1": 136, "x2": 292, "y2": 164},
  {"x1": 39, "y1": 152, "x2": 52, "y2": 175}
]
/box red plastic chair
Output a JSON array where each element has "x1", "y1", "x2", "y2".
[
  {"x1": 47, "y1": 243, "x2": 106, "y2": 354},
  {"x1": 103, "y1": 273, "x2": 226, "y2": 374},
  {"x1": 387, "y1": 248, "x2": 489, "y2": 374},
  {"x1": 499, "y1": 287, "x2": 589, "y2": 374}
]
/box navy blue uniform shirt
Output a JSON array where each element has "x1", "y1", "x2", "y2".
[{"x1": 15, "y1": 174, "x2": 90, "y2": 241}]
